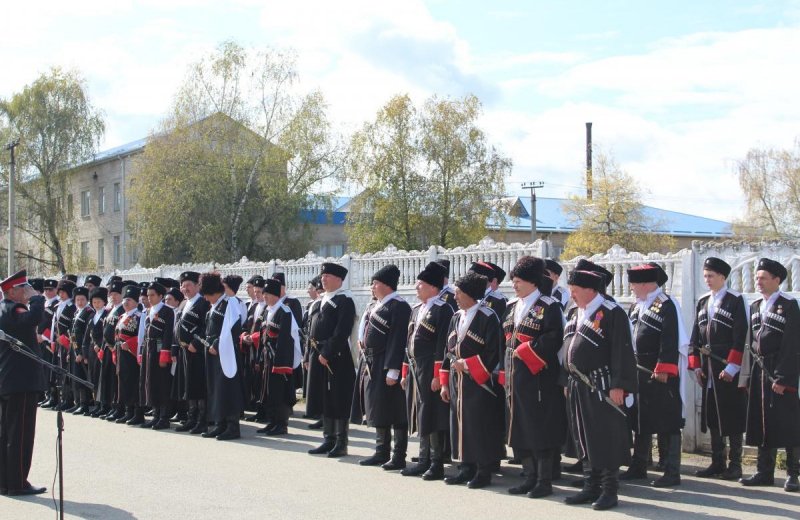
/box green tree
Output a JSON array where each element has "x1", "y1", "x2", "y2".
[
  {"x1": 129, "y1": 41, "x2": 343, "y2": 265},
  {"x1": 733, "y1": 142, "x2": 800, "y2": 239},
  {"x1": 0, "y1": 67, "x2": 105, "y2": 272},
  {"x1": 346, "y1": 94, "x2": 510, "y2": 252},
  {"x1": 561, "y1": 152, "x2": 675, "y2": 259}
]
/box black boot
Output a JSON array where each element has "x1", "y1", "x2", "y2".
[
  {"x1": 529, "y1": 454, "x2": 554, "y2": 498},
  {"x1": 176, "y1": 405, "x2": 198, "y2": 432},
  {"x1": 307, "y1": 418, "x2": 323, "y2": 429},
  {"x1": 327, "y1": 419, "x2": 349, "y2": 458},
  {"x1": 116, "y1": 406, "x2": 135, "y2": 424},
  {"x1": 565, "y1": 467, "x2": 601, "y2": 505},
  {"x1": 217, "y1": 418, "x2": 241, "y2": 441},
  {"x1": 741, "y1": 447, "x2": 776, "y2": 486},
  {"x1": 202, "y1": 422, "x2": 227, "y2": 438},
  {"x1": 382, "y1": 428, "x2": 408, "y2": 470},
  {"x1": 126, "y1": 407, "x2": 145, "y2": 426},
  {"x1": 106, "y1": 405, "x2": 125, "y2": 422},
  {"x1": 467, "y1": 465, "x2": 492, "y2": 489},
  {"x1": 592, "y1": 469, "x2": 619, "y2": 510},
  {"x1": 445, "y1": 463, "x2": 476, "y2": 485},
  {"x1": 360, "y1": 427, "x2": 390, "y2": 466},
  {"x1": 653, "y1": 433, "x2": 681, "y2": 487},
  {"x1": 508, "y1": 456, "x2": 537, "y2": 494},
  {"x1": 696, "y1": 429, "x2": 726, "y2": 477},
  {"x1": 308, "y1": 417, "x2": 336, "y2": 454},
  {"x1": 422, "y1": 433, "x2": 445, "y2": 481},
  {"x1": 152, "y1": 407, "x2": 172, "y2": 430},
  {"x1": 785, "y1": 446, "x2": 800, "y2": 492},
  {"x1": 401, "y1": 434, "x2": 430, "y2": 476},
  {"x1": 721, "y1": 433, "x2": 743, "y2": 480},
  {"x1": 620, "y1": 433, "x2": 649, "y2": 480}
]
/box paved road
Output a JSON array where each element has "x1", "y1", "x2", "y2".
[{"x1": 3, "y1": 406, "x2": 798, "y2": 519}]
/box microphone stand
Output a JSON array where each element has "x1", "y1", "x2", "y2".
[{"x1": 1, "y1": 330, "x2": 93, "y2": 520}]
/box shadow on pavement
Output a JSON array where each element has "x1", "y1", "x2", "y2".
[{"x1": 15, "y1": 495, "x2": 137, "y2": 519}]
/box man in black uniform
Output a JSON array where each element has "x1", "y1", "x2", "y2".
[
  {"x1": 307, "y1": 262, "x2": 356, "y2": 458},
  {"x1": 435, "y1": 259, "x2": 457, "y2": 311},
  {"x1": 621, "y1": 264, "x2": 683, "y2": 488},
  {"x1": 141, "y1": 282, "x2": 175, "y2": 430},
  {"x1": 38, "y1": 279, "x2": 59, "y2": 408},
  {"x1": 52, "y1": 279, "x2": 77, "y2": 412},
  {"x1": 502, "y1": 256, "x2": 566, "y2": 498},
  {"x1": 270, "y1": 272, "x2": 305, "y2": 393},
  {"x1": 355, "y1": 265, "x2": 411, "y2": 470},
  {"x1": 0, "y1": 270, "x2": 47, "y2": 495},
  {"x1": 544, "y1": 259, "x2": 570, "y2": 309},
  {"x1": 689, "y1": 257, "x2": 748, "y2": 480},
  {"x1": 400, "y1": 261, "x2": 453, "y2": 480},
  {"x1": 69, "y1": 286, "x2": 94, "y2": 415},
  {"x1": 470, "y1": 261, "x2": 507, "y2": 319},
  {"x1": 200, "y1": 272, "x2": 245, "y2": 441},
  {"x1": 563, "y1": 270, "x2": 637, "y2": 511},
  {"x1": 440, "y1": 272, "x2": 504, "y2": 489},
  {"x1": 86, "y1": 287, "x2": 109, "y2": 416},
  {"x1": 740, "y1": 258, "x2": 800, "y2": 492},
  {"x1": 175, "y1": 271, "x2": 211, "y2": 434},
  {"x1": 95, "y1": 280, "x2": 125, "y2": 419},
  {"x1": 115, "y1": 285, "x2": 144, "y2": 425},
  {"x1": 258, "y1": 278, "x2": 300, "y2": 436}
]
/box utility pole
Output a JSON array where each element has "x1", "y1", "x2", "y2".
[
  {"x1": 521, "y1": 181, "x2": 545, "y2": 241},
  {"x1": 586, "y1": 122, "x2": 593, "y2": 200},
  {"x1": 5, "y1": 139, "x2": 19, "y2": 276}
]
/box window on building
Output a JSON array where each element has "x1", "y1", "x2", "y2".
[
  {"x1": 97, "y1": 238, "x2": 105, "y2": 269},
  {"x1": 113, "y1": 183, "x2": 121, "y2": 212},
  {"x1": 98, "y1": 186, "x2": 105, "y2": 214},
  {"x1": 80, "y1": 241, "x2": 89, "y2": 264},
  {"x1": 67, "y1": 194, "x2": 73, "y2": 217},
  {"x1": 113, "y1": 235, "x2": 121, "y2": 266},
  {"x1": 80, "y1": 190, "x2": 91, "y2": 217}
]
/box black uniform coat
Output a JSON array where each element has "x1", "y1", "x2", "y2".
[
  {"x1": 260, "y1": 303, "x2": 297, "y2": 414},
  {"x1": 565, "y1": 297, "x2": 637, "y2": 470},
  {"x1": 0, "y1": 296, "x2": 46, "y2": 395},
  {"x1": 69, "y1": 306, "x2": 94, "y2": 395},
  {"x1": 355, "y1": 295, "x2": 411, "y2": 428},
  {"x1": 37, "y1": 297, "x2": 58, "y2": 386},
  {"x1": 443, "y1": 303, "x2": 504, "y2": 465},
  {"x1": 205, "y1": 297, "x2": 245, "y2": 422},
  {"x1": 177, "y1": 295, "x2": 210, "y2": 400},
  {"x1": 745, "y1": 294, "x2": 800, "y2": 448},
  {"x1": 54, "y1": 301, "x2": 76, "y2": 381},
  {"x1": 304, "y1": 299, "x2": 325, "y2": 416},
  {"x1": 86, "y1": 309, "x2": 108, "y2": 397},
  {"x1": 688, "y1": 290, "x2": 748, "y2": 436},
  {"x1": 99, "y1": 304, "x2": 124, "y2": 405},
  {"x1": 629, "y1": 291, "x2": 683, "y2": 435},
  {"x1": 404, "y1": 297, "x2": 453, "y2": 435},
  {"x1": 142, "y1": 303, "x2": 174, "y2": 408},
  {"x1": 284, "y1": 296, "x2": 305, "y2": 390},
  {"x1": 115, "y1": 310, "x2": 141, "y2": 406},
  {"x1": 502, "y1": 293, "x2": 566, "y2": 451},
  {"x1": 308, "y1": 290, "x2": 356, "y2": 419},
  {"x1": 169, "y1": 303, "x2": 185, "y2": 401},
  {"x1": 438, "y1": 286, "x2": 457, "y2": 312},
  {"x1": 483, "y1": 290, "x2": 507, "y2": 320}
]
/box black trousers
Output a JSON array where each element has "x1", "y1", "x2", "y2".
[{"x1": 0, "y1": 392, "x2": 40, "y2": 492}]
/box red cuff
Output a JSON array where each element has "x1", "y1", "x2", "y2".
[
  {"x1": 654, "y1": 362, "x2": 679, "y2": 377},
  {"x1": 688, "y1": 354, "x2": 701, "y2": 370},
  {"x1": 272, "y1": 366, "x2": 293, "y2": 375},
  {"x1": 498, "y1": 370, "x2": 505, "y2": 386},
  {"x1": 239, "y1": 332, "x2": 248, "y2": 344},
  {"x1": 112, "y1": 352, "x2": 117, "y2": 365},
  {"x1": 159, "y1": 350, "x2": 172, "y2": 364},
  {"x1": 42, "y1": 328, "x2": 51, "y2": 340},
  {"x1": 439, "y1": 369, "x2": 450, "y2": 387},
  {"x1": 504, "y1": 332, "x2": 512, "y2": 342},
  {"x1": 434, "y1": 361, "x2": 443, "y2": 374},
  {"x1": 251, "y1": 332, "x2": 261, "y2": 345},
  {"x1": 464, "y1": 355, "x2": 491, "y2": 385},
  {"x1": 727, "y1": 349, "x2": 743, "y2": 365},
  {"x1": 267, "y1": 329, "x2": 278, "y2": 338},
  {"x1": 515, "y1": 342, "x2": 547, "y2": 375},
  {"x1": 97, "y1": 350, "x2": 105, "y2": 362},
  {"x1": 402, "y1": 363, "x2": 409, "y2": 379},
  {"x1": 137, "y1": 354, "x2": 142, "y2": 365},
  {"x1": 124, "y1": 336, "x2": 138, "y2": 357},
  {"x1": 58, "y1": 334, "x2": 70, "y2": 349},
  {"x1": 517, "y1": 333, "x2": 533, "y2": 343}
]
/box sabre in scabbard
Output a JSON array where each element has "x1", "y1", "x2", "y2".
[
  {"x1": 446, "y1": 351, "x2": 497, "y2": 397},
  {"x1": 568, "y1": 362, "x2": 627, "y2": 418}
]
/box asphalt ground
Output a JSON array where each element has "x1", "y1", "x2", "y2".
[{"x1": 2, "y1": 404, "x2": 799, "y2": 520}]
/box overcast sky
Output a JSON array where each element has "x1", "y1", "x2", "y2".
[{"x1": 3, "y1": 0, "x2": 799, "y2": 222}]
